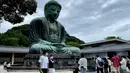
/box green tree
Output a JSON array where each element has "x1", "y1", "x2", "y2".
[
  {"x1": 18, "y1": 34, "x2": 29, "y2": 47},
  {"x1": 105, "y1": 36, "x2": 121, "y2": 40},
  {"x1": 65, "y1": 35, "x2": 85, "y2": 48},
  {"x1": 66, "y1": 42, "x2": 81, "y2": 47},
  {"x1": 3, "y1": 37, "x2": 19, "y2": 46},
  {"x1": 65, "y1": 35, "x2": 85, "y2": 44},
  {"x1": 0, "y1": 33, "x2": 8, "y2": 45},
  {"x1": 0, "y1": 0, "x2": 37, "y2": 24}
]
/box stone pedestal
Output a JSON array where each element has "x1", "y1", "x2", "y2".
[
  {"x1": 24, "y1": 53, "x2": 80, "y2": 69},
  {"x1": 24, "y1": 54, "x2": 41, "y2": 67}
]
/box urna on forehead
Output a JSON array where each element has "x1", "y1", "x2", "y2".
[{"x1": 44, "y1": 0, "x2": 62, "y2": 10}]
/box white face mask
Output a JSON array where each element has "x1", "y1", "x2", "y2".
[{"x1": 50, "y1": 56, "x2": 53, "y2": 59}]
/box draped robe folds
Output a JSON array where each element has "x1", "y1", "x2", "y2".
[{"x1": 29, "y1": 17, "x2": 66, "y2": 54}]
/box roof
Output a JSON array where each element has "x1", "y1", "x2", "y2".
[
  {"x1": 0, "y1": 45, "x2": 29, "y2": 53},
  {"x1": 81, "y1": 43, "x2": 130, "y2": 53},
  {"x1": 81, "y1": 39, "x2": 130, "y2": 47}
]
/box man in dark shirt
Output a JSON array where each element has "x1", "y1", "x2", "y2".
[{"x1": 49, "y1": 55, "x2": 55, "y2": 73}]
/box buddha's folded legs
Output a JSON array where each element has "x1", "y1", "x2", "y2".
[
  {"x1": 29, "y1": 44, "x2": 57, "y2": 54},
  {"x1": 61, "y1": 46, "x2": 80, "y2": 54},
  {"x1": 28, "y1": 43, "x2": 80, "y2": 54}
]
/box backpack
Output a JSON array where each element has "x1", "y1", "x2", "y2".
[
  {"x1": 98, "y1": 59, "x2": 104, "y2": 66},
  {"x1": 102, "y1": 58, "x2": 108, "y2": 68},
  {"x1": 126, "y1": 58, "x2": 130, "y2": 67}
]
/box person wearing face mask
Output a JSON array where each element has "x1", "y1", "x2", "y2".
[{"x1": 49, "y1": 55, "x2": 55, "y2": 73}]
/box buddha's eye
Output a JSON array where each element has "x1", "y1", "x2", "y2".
[
  {"x1": 57, "y1": 10, "x2": 60, "y2": 13},
  {"x1": 50, "y1": 7, "x2": 56, "y2": 11},
  {"x1": 51, "y1": 8, "x2": 55, "y2": 11}
]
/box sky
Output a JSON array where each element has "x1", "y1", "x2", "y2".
[{"x1": 0, "y1": 0, "x2": 130, "y2": 42}]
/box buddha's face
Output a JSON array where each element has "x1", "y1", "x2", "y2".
[{"x1": 45, "y1": 5, "x2": 61, "y2": 20}]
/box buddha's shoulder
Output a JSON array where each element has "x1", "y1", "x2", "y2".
[
  {"x1": 57, "y1": 22, "x2": 64, "y2": 28},
  {"x1": 31, "y1": 17, "x2": 47, "y2": 22}
]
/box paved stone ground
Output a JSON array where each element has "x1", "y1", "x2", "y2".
[{"x1": 0, "y1": 65, "x2": 97, "y2": 73}]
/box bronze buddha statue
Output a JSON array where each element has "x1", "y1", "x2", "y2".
[{"x1": 29, "y1": 0, "x2": 80, "y2": 54}]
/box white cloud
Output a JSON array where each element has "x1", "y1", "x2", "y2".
[
  {"x1": 59, "y1": 10, "x2": 69, "y2": 19},
  {"x1": 0, "y1": 21, "x2": 13, "y2": 33},
  {"x1": 74, "y1": 0, "x2": 83, "y2": 5},
  {"x1": 103, "y1": 18, "x2": 130, "y2": 32},
  {"x1": 1, "y1": 0, "x2": 130, "y2": 43},
  {"x1": 89, "y1": 14, "x2": 102, "y2": 20},
  {"x1": 66, "y1": 0, "x2": 74, "y2": 7},
  {"x1": 102, "y1": 0, "x2": 118, "y2": 8}
]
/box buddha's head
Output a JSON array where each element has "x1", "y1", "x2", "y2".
[{"x1": 44, "y1": 0, "x2": 62, "y2": 20}]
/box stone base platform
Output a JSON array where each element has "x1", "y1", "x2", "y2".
[{"x1": 23, "y1": 53, "x2": 80, "y2": 69}]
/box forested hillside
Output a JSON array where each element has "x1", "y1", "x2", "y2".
[{"x1": 0, "y1": 25, "x2": 85, "y2": 47}]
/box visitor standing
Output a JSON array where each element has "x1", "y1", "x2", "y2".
[
  {"x1": 38, "y1": 51, "x2": 49, "y2": 73},
  {"x1": 102, "y1": 57, "x2": 108, "y2": 73},
  {"x1": 73, "y1": 60, "x2": 79, "y2": 73},
  {"x1": 49, "y1": 55, "x2": 55, "y2": 73},
  {"x1": 120, "y1": 56, "x2": 127, "y2": 73},
  {"x1": 7, "y1": 62, "x2": 11, "y2": 67},
  {"x1": 6, "y1": 62, "x2": 11, "y2": 72},
  {"x1": 111, "y1": 53, "x2": 120, "y2": 73},
  {"x1": 96, "y1": 55, "x2": 104, "y2": 73},
  {"x1": 126, "y1": 57, "x2": 130, "y2": 72},
  {"x1": 78, "y1": 53, "x2": 87, "y2": 73},
  {"x1": 108, "y1": 58, "x2": 112, "y2": 72},
  {"x1": 3, "y1": 61, "x2": 7, "y2": 69}
]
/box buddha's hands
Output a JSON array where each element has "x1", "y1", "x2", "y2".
[
  {"x1": 61, "y1": 42, "x2": 66, "y2": 47},
  {"x1": 49, "y1": 42, "x2": 66, "y2": 47},
  {"x1": 39, "y1": 39, "x2": 66, "y2": 47},
  {"x1": 39, "y1": 39, "x2": 51, "y2": 45}
]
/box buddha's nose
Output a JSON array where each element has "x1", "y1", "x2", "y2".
[{"x1": 54, "y1": 10, "x2": 58, "y2": 14}]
